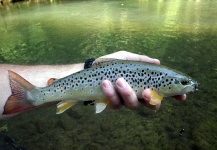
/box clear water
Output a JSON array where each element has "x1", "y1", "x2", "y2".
[{"x1": 0, "y1": 0, "x2": 217, "y2": 149}]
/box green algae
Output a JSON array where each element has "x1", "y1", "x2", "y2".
[{"x1": 0, "y1": 124, "x2": 8, "y2": 132}]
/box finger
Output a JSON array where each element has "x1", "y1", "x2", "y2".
[
  {"x1": 122, "y1": 52, "x2": 160, "y2": 65},
  {"x1": 140, "y1": 89, "x2": 161, "y2": 110},
  {"x1": 173, "y1": 94, "x2": 186, "y2": 101},
  {"x1": 101, "y1": 80, "x2": 122, "y2": 109},
  {"x1": 116, "y1": 78, "x2": 139, "y2": 110}
]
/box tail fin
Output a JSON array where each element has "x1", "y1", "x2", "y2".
[{"x1": 3, "y1": 70, "x2": 36, "y2": 114}]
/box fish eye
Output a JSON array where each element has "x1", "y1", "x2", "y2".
[
  {"x1": 181, "y1": 80, "x2": 190, "y2": 85},
  {"x1": 174, "y1": 79, "x2": 179, "y2": 84}
]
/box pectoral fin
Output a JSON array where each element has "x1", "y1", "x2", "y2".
[
  {"x1": 56, "y1": 101, "x2": 76, "y2": 114},
  {"x1": 149, "y1": 90, "x2": 163, "y2": 105},
  {"x1": 95, "y1": 99, "x2": 109, "y2": 113}
]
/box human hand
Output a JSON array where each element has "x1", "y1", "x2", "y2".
[{"x1": 98, "y1": 51, "x2": 186, "y2": 110}]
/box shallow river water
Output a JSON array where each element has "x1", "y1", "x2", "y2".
[{"x1": 0, "y1": 0, "x2": 217, "y2": 149}]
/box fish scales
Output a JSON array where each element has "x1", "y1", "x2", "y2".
[{"x1": 29, "y1": 60, "x2": 196, "y2": 106}]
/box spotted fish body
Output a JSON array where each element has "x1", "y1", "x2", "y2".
[{"x1": 4, "y1": 59, "x2": 198, "y2": 114}]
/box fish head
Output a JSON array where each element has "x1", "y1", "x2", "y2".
[{"x1": 157, "y1": 75, "x2": 198, "y2": 97}]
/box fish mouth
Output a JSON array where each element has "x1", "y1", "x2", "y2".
[
  {"x1": 181, "y1": 81, "x2": 198, "y2": 93},
  {"x1": 194, "y1": 82, "x2": 199, "y2": 91}
]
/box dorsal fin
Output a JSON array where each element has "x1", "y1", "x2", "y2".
[{"x1": 92, "y1": 58, "x2": 118, "y2": 66}]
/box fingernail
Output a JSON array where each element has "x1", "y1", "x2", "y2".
[
  {"x1": 154, "y1": 59, "x2": 160, "y2": 65},
  {"x1": 102, "y1": 80, "x2": 111, "y2": 88},
  {"x1": 116, "y1": 78, "x2": 127, "y2": 89}
]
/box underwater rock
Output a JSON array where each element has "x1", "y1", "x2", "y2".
[{"x1": 0, "y1": 133, "x2": 28, "y2": 150}]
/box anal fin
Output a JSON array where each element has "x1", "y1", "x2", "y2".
[{"x1": 56, "y1": 101, "x2": 76, "y2": 114}]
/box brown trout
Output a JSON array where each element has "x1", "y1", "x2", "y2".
[{"x1": 4, "y1": 59, "x2": 198, "y2": 114}]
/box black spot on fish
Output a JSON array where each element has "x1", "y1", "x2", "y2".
[{"x1": 147, "y1": 77, "x2": 151, "y2": 82}]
